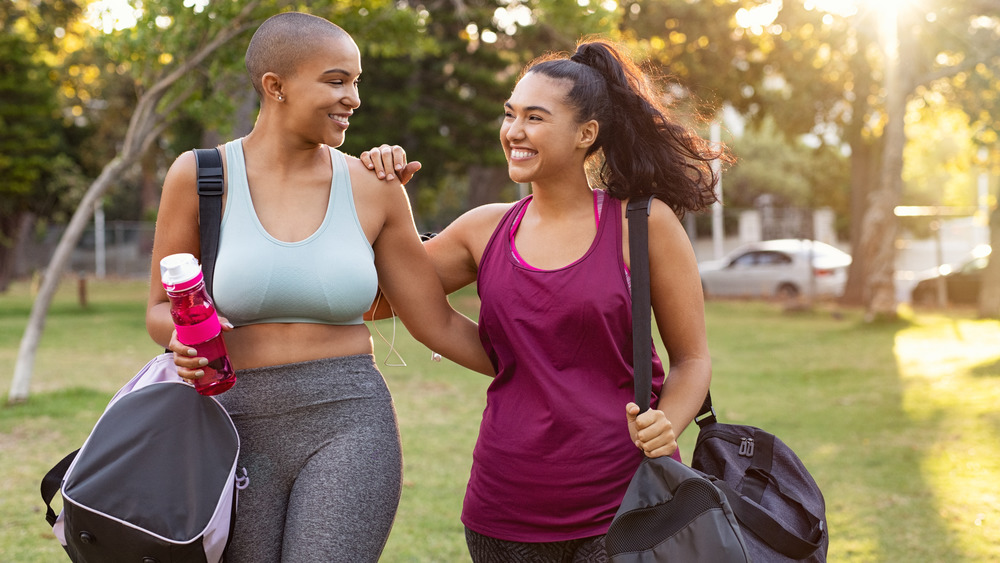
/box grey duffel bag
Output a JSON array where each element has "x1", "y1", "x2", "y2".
[
  {"x1": 42, "y1": 354, "x2": 247, "y2": 563},
  {"x1": 606, "y1": 455, "x2": 752, "y2": 562}
]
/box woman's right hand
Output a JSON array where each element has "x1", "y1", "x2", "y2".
[
  {"x1": 169, "y1": 330, "x2": 207, "y2": 383},
  {"x1": 360, "y1": 144, "x2": 421, "y2": 185},
  {"x1": 169, "y1": 318, "x2": 234, "y2": 383}
]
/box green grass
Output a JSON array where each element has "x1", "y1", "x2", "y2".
[{"x1": 2, "y1": 279, "x2": 998, "y2": 561}]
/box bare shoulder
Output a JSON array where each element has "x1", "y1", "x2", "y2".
[
  {"x1": 440, "y1": 202, "x2": 514, "y2": 250},
  {"x1": 344, "y1": 153, "x2": 405, "y2": 198},
  {"x1": 647, "y1": 198, "x2": 688, "y2": 240},
  {"x1": 451, "y1": 202, "x2": 513, "y2": 231},
  {"x1": 159, "y1": 150, "x2": 200, "y2": 212}
]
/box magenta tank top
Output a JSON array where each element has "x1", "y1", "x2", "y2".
[{"x1": 462, "y1": 192, "x2": 666, "y2": 542}]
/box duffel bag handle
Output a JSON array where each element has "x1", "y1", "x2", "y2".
[
  {"x1": 713, "y1": 477, "x2": 826, "y2": 560},
  {"x1": 41, "y1": 449, "x2": 78, "y2": 526}
]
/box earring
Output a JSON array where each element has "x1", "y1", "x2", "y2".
[{"x1": 277, "y1": 95, "x2": 284, "y2": 101}]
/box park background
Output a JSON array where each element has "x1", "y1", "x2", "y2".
[{"x1": 2, "y1": 0, "x2": 1000, "y2": 560}]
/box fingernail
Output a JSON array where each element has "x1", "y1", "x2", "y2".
[
  {"x1": 198, "y1": 358, "x2": 209, "y2": 366},
  {"x1": 224, "y1": 322, "x2": 234, "y2": 329},
  {"x1": 186, "y1": 348, "x2": 197, "y2": 356},
  {"x1": 395, "y1": 164, "x2": 403, "y2": 170},
  {"x1": 194, "y1": 370, "x2": 205, "y2": 378},
  {"x1": 387, "y1": 174, "x2": 395, "y2": 180},
  {"x1": 378, "y1": 172, "x2": 384, "y2": 179}
]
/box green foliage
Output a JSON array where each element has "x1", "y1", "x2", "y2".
[
  {"x1": 723, "y1": 117, "x2": 850, "y2": 238},
  {"x1": 342, "y1": 0, "x2": 619, "y2": 223},
  {"x1": 620, "y1": 0, "x2": 764, "y2": 113},
  {"x1": 0, "y1": 4, "x2": 87, "y2": 267},
  {"x1": 903, "y1": 103, "x2": 979, "y2": 208},
  {"x1": 0, "y1": 33, "x2": 61, "y2": 203}
]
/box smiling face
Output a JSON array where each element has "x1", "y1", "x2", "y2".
[
  {"x1": 273, "y1": 35, "x2": 362, "y2": 148},
  {"x1": 501, "y1": 71, "x2": 596, "y2": 185}
]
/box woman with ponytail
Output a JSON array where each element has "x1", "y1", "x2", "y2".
[{"x1": 366, "y1": 39, "x2": 729, "y2": 561}]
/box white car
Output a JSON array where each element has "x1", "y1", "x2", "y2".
[{"x1": 698, "y1": 239, "x2": 852, "y2": 300}]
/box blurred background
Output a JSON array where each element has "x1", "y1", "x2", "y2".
[{"x1": 3, "y1": 0, "x2": 999, "y2": 314}]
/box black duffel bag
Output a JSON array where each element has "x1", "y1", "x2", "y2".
[{"x1": 692, "y1": 393, "x2": 829, "y2": 562}]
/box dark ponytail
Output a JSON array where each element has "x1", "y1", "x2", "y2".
[{"x1": 524, "y1": 40, "x2": 729, "y2": 216}]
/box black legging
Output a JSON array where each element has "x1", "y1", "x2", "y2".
[{"x1": 465, "y1": 527, "x2": 608, "y2": 563}]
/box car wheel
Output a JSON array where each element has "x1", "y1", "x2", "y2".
[{"x1": 776, "y1": 283, "x2": 799, "y2": 300}]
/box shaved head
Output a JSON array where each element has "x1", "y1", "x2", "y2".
[{"x1": 245, "y1": 12, "x2": 350, "y2": 97}]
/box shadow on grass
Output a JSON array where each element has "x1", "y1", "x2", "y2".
[{"x1": 970, "y1": 357, "x2": 1000, "y2": 378}]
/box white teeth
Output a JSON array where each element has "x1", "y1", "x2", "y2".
[
  {"x1": 511, "y1": 150, "x2": 535, "y2": 159},
  {"x1": 331, "y1": 115, "x2": 348, "y2": 125}
]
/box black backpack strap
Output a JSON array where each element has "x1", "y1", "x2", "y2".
[
  {"x1": 626, "y1": 196, "x2": 654, "y2": 412},
  {"x1": 41, "y1": 449, "x2": 78, "y2": 526},
  {"x1": 695, "y1": 390, "x2": 717, "y2": 427},
  {"x1": 193, "y1": 147, "x2": 223, "y2": 297}
]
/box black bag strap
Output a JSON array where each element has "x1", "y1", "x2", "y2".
[
  {"x1": 626, "y1": 196, "x2": 655, "y2": 412},
  {"x1": 714, "y1": 476, "x2": 826, "y2": 559},
  {"x1": 696, "y1": 390, "x2": 717, "y2": 427},
  {"x1": 41, "y1": 449, "x2": 78, "y2": 526},
  {"x1": 627, "y1": 197, "x2": 823, "y2": 559},
  {"x1": 627, "y1": 195, "x2": 713, "y2": 418},
  {"x1": 194, "y1": 147, "x2": 223, "y2": 297}
]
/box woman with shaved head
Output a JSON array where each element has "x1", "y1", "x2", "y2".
[{"x1": 145, "y1": 11, "x2": 493, "y2": 562}]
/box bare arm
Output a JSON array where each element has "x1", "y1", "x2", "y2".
[
  {"x1": 146, "y1": 151, "x2": 201, "y2": 348},
  {"x1": 357, "y1": 165, "x2": 494, "y2": 376},
  {"x1": 144, "y1": 150, "x2": 234, "y2": 378}
]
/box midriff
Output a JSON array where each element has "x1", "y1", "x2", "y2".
[{"x1": 222, "y1": 322, "x2": 374, "y2": 370}]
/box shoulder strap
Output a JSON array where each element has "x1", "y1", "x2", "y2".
[
  {"x1": 626, "y1": 196, "x2": 655, "y2": 412},
  {"x1": 629, "y1": 197, "x2": 714, "y2": 419},
  {"x1": 193, "y1": 147, "x2": 223, "y2": 297}
]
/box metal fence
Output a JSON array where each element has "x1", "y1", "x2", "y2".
[{"x1": 16, "y1": 221, "x2": 156, "y2": 280}]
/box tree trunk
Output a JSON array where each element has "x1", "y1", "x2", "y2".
[
  {"x1": 840, "y1": 140, "x2": 879, "y2": 306},
  {"x1": 978, "y1": 191, "x2": 1000, "y2": 318},
  {"x1": 859, "y1": 12, "x2": 908, "y2": 321},
  {"x1": 0, "y1": 212, "x2": 26, "y2": 293},
  {"x1": 140, "y1": 148, "x2": 161, "y2": 219},
  {"x1": 8, "y1": 158, "x2": 131, "y2": 403},
  {"x1": 467, "y1": 165, "x2": 514, "y2": 208},
  {"x1": 7, "y1": 9, "x2": 260, "y2": 403}
]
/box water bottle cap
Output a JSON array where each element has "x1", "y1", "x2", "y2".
[{"x1": 160, "y1": 253, "x2": 204, "y2": 290}]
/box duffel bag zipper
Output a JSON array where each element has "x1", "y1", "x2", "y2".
[{"x1": 697, "y1": 429, "x2": 756, "y2": 458}]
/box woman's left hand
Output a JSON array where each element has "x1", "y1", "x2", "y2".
[
  {"x1": 626, "y1": 403, "x2": 677, "y2": 458},
  {"x1": 360, "y1": 144, "x2": 421, "y2": 185}
]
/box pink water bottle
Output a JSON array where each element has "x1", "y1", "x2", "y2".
[{"x1": 160, "y1": 253, "x2": 236, "y2": 396}]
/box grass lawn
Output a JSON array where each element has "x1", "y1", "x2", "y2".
[{"x1": 1, "y1": 278, "x2": 998, "y2": 562}]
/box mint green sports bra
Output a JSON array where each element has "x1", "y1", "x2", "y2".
[{"x1": 212, "y1": 140, "x2": 377, "y2": 326}]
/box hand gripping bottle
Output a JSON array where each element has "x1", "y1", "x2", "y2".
[{"x1": 160, "y1": 253, "x2": 236, "y2": 395}]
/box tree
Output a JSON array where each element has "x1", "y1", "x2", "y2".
[
  {"x1": 632, "y1": 1, "x2": 1000, "y2": 319},
  {"x1": 721, "y1": 118, "x2": 850, "y2": 234},
  {"x1": 8, "y1": 0, "x2": 427, "y2": 403},
  {"x1": 344, "y1": 0, "x2": 619, "y2": 228},
  {"x1": 0, "y1": 1, "x2": 87, "y2": 290}
]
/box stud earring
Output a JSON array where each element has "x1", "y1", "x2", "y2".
[{"x1": 277, "y1": 95, "x2": 284, "y2": 101}]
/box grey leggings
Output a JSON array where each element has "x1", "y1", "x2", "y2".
[{"x1": 217, "y1": 354, "x2": 402, "y2": 563}]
